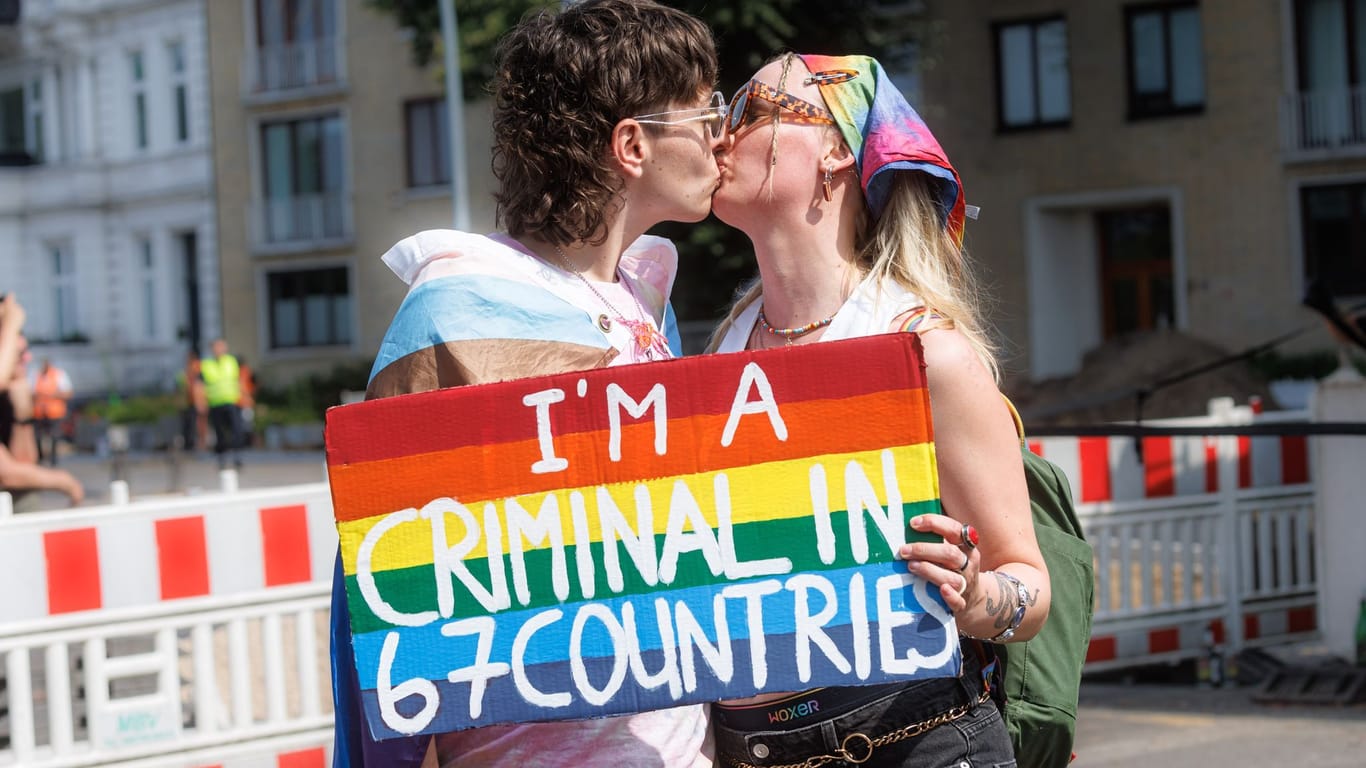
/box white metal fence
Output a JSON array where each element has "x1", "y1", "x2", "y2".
[{"x1": 0, "y1": 403, "x2": 1320, "y2": 764}]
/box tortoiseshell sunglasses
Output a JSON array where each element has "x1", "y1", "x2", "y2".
[{"x1": 725, "y1": 69, "x2": 858, "y2": 134}]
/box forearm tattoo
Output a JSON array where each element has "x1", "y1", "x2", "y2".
[{"x1": 984, "y1": 572, "x2": 1016, "y2": 631}]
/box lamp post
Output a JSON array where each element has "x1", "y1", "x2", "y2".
[{"x1": 439, "y1": 0, "x2": 470, "y2": 230}]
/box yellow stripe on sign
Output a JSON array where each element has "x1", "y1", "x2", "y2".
[{"x1": 338, "y1": 443, "x2": 938, "y2": 575}]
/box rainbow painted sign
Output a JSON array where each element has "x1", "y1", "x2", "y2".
[{"x1": 325, "y1": 333, "x2": 959, "y2": 740}]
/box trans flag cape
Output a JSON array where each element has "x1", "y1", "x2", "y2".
[{"x1": 331, "y1": 230, "x2": 681, "y2": 767}]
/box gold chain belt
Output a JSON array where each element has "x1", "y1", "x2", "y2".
[{"x1": 723, "y1": 687, "x2": 992, "y2": 768}]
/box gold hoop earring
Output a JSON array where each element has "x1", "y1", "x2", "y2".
[{"x1": 822, "y1": 165, "x2": 834, "y2": 202}]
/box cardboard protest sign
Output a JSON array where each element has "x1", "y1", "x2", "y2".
[{"x1": 325, "y1": 333, "x2": 959, "y2": 740}]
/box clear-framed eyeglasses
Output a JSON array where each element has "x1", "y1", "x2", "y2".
[{"x1": 632, "y1": 91, "x2": 727, "y2": 140}]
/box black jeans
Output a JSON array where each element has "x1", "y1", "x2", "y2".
[
  {"x1": 713, "y1": 648, "x2": 1016, "y2": 768},
  {"x1": 208, "y1": 404, "x2": 243, "y2": 466},
  {"x1": 35, "y1": 417, "x2": 62, "y2": 466}
]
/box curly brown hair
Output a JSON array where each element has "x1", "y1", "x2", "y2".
[{"x1": 492, "y1": 0, "x2": 717, "y2": 245}]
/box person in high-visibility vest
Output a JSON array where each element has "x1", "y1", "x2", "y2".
[
  {"x1": 199, "y1": 338, "x2": 243, "y2": 469},
  {"x1": 30, "y1": 358, "x2": 72, "y2": 466}
]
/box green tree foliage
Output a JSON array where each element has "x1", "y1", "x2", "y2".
[{"x1": 367, "y1": 0, "x2": 929, "y2": 328}]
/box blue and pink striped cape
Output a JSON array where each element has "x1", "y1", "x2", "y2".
[{"x1": 330, "y1": 230, "x2": 681, "y2": 767}]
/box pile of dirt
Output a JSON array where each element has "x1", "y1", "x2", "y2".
[{"x1": 1003, "y1": 329, "x2": 1277, "y2": 427}]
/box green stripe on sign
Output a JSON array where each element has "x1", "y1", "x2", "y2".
[{"x1": 344, "y1": 501, "x2": 942, "y2": 633}]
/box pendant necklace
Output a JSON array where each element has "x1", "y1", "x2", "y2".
[
  {"x1": 757, "y1": 307, "x2": 836, "y2": 346},
  {"x1": 553, "y1": 245, "x2": 670, "y2": 361}
]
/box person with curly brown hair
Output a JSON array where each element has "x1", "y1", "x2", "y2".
[{"x1": 329, "y1": 2, "x2": 724, "y2": 766}]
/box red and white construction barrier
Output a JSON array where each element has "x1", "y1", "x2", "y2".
[
  {"x1": 0, "y1": 483, "x2": 336, "y2": 626},
  {"x1": 1029, "y1": 432, "x2": 1310, "y2": 504}
]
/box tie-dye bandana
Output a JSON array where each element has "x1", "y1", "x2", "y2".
[{"x1": 798, "y1": 54, "x2": 966, "y2": 243}]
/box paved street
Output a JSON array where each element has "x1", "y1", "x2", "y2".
[{"x1": 13, "y1": 450, "x2": 1366, "y2": 766}]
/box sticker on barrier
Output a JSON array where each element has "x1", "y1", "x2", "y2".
[{"x1": 324, "y1": 333, "x2": 959, "y2": 739}]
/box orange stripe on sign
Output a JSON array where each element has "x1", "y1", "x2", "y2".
[
  {"x1": 1086, "y1": 635, "x2": 1117, "y2": 663},
  {"x1": 1148, "y1": 627, "x2": 1180, "y2": 654},
  {"x1": 1079, "y1": 437, "x2": 1111, "y2": 503},
  {"x1": 156, "y1": 516, "x2": 210, "y2": 600},
  {"x1": 277, "y1": 747, "x2": 327, "y2": 768},
  {"x1": 1027, "y1": 441, "x2": 1042, "y2": 457},
  {"x1": 261, "y1": 505, "x2": 312, "y2": 586},
  {"x1": 328, "y1": 390, "x2": 929, "y2": 523},
  {"x1": 1280, "y1": 436, "x2": 1308, "y2": 485},
  {"x1": 1142, "y1": 436, "x2": 1174, "y2": 498},
  {"x1": 45, "y1": 528, "x2": 101, "y2": 614}
]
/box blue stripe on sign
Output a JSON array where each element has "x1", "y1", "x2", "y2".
[
  {"x1": 368, "y1": 274, "x2": 610, "y2": 382},
  {"x1": 359, "y1": 624, "x2": 962, "y2": 737},
  {"x1": 351, "y1": 562, "x2": 954, "y2": 688}
]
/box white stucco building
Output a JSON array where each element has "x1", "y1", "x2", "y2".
[{"x1": 0, "y1": 0, "x2": 216, "y2": 397}]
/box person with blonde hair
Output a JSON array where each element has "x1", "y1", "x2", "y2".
[
  {"x1": 707, "y1": 53, "x2": 1050, "y2": 767},
  {"x1": 330, "y1": 2, "x2": 725, "y2": 765}
]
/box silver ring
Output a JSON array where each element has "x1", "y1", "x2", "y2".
[
  {"x1": 956, "y1": 576, "x2": 969, "y2": 596},
  {"x1": 956, "y1": 550, "x2": 970, "y2": 573}
]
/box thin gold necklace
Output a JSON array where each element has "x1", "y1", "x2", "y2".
[{"x1": 553, "y1": 245, "x2": 669, "y2": 361}]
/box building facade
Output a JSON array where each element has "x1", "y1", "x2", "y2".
[
  {"x1": 918, "y1": 0, "x2": 1359, "y2": 382},
  {"x1": 204, "y1": 0, "x2": 499, "y2": 390},
  {"x1": 0, "y1": 0, "x2": 217, "y2": 396}
]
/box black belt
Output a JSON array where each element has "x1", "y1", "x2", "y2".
[{"x1": 713, "y1": 681, "x2": 910, "y2": 732}]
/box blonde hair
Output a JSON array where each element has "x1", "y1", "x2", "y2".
[{"x1": 708, "y1": 172, "x2": 998, "y2": 382}]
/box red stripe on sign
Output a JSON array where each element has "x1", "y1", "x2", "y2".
[
  {"x1": 328, "y1": 333, "x2": 929, "y2": 465},
  {"x1": 1211, "y1": 619, "x2": 1226, "y2": 645},
  {"x1": 1086, "y1": 636, "x2": 1117, "y2": 663},
  {"x1": 1143, "y1": 437, "x2": 1174, "y2": 498},
  {"x1": 1288, "y1": 606, "x2": 1316, "y2": 633},
  {"x1": 156, "y1": 516, "x2": 210, "y2": 600},
  {"x1": 1244, "y1": 614, "x2": 1260, "y2": 640},
  {"x1": 1148, "y1": 627, "x2": 1180, "y2": 654},
  {"x1": 1204, "y1": 439, "x2": 1218, "y2": 493},
  {"x1": 44, "y1": 528, "x2": 102, "y2": 614},
  {"x1": 1079, "y1": 437, "x2": 1111, "y2": 503},
  {"x1": 260, "y1": 505, "x2": 312, "y2": 586},
  {"x1": 277, "y1": 748, "x2": 326, "y2": 768},
  {"x1": 1280, "y1": 436, "x2": 1308, "y2": 485},
  {"x1": 1027, "y1": 440, "x2": 1042, "y2": 456},
  {"x1": 1238, "y1": 436, "x2": 1252, "y2": 488}
]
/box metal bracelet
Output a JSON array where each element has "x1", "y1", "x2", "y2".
[{"x1": 987, "y1": 571, "x2": 1030, "y2": 643}]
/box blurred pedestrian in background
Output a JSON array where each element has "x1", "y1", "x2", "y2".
[
  {"x1": 176, "y1": 349, "x2": 208, "y2": 452},
  {"x1": 31, "y1": 357, "x2": 72, "y2": 466},
  {"x1": 200, "y1": 338, "x2": 243, "y2": 469}
]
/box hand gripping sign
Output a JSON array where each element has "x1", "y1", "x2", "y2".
[{"x1": 324, "y1": 333, "x2": 960, "y2": 740}]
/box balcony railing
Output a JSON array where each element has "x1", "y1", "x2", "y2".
[
  {"x1": 1281, "y1": 86, "x2": 1366, "y2": 155},
  {"x1": 245, "y1": 37, "x2": 342, "y2": 96},
  {"x1": 251, "y1": 189, "x2": 351, "y2": 250}
]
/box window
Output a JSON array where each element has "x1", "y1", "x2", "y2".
[
  {"x1": 130, "y1": 50, "x2": 148, "y2": 150},
  {"x1": 254, "y1": 0, "x2": 339, "y2": 91},
  {"x1": 267, "y1": 267, "x2": 352, "y2": 348},
  {"x1": 168, "y1": 41, "x2": 189, "y2": 143},
  {"x1": 0, "y1": 86, "x2": 24, "y2": 161},
  {"x1": 260, "y1": 112, "x2": 346, "y2": 242},
  {"x1": 137, "y1": 236, "x2": 158, "y2": 340},
  {"x1": 1126, "y1": 2, "x2": 1205, "y2": 119},
  {"x1": 1293, "y1": 0, "x2": 1366, "y2": 146},
  {"x1": 49, "y1": 242, "x2": 79, "y2": 341},
  {"x1": 1096, "y1": 207, "x2": 1174, "y2": 337},
  {"x1": 1301, "y1": 182, "x2": 1366, "y2": 296},
  {"x1": 994, "y1": 16, "x2": 1071, "y2": 130},
  {"x1": 405, "y1": 97, "x2": 450, "y2": 188}
]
